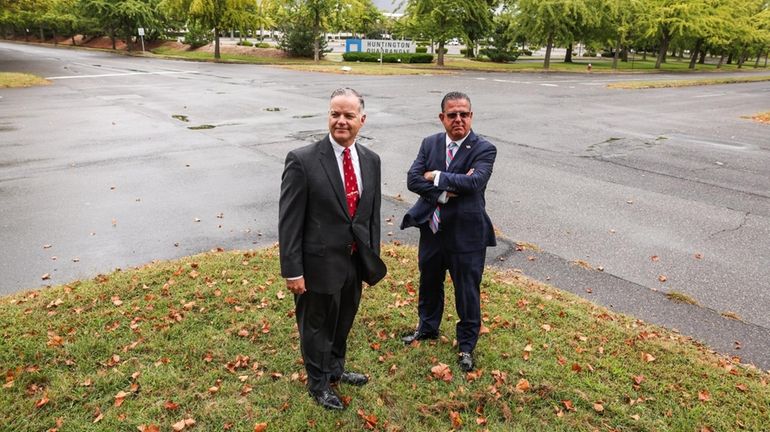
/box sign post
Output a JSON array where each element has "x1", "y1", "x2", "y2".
[{"x1": 138, "y1": 27, "x2": 145, "y2": 52}]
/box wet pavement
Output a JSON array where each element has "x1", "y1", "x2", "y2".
[{"x1": 2, "y1": 41, "x2": 769, "y2": 369}]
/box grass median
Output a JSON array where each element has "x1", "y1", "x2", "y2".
[
  {"x1": 1, "y1": 245, "x2": 768, "y2": 431},
  {"x1": 0, "y1": 72, "x2": 50, "y2": 88},
  {"x1": 608, "y1": 75, "x2": 770, "y2": 89}
]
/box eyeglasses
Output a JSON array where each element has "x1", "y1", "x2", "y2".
[{"x1": 444, "y1": 111, "x2": 471, "y2": 119}]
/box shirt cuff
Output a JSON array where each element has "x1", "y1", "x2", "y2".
[
  {"x1": 432, "y1": 170, "x2": 441, "y2": 186},
  {"x1": 286, "y1": 275, "x2": 303, "y2": 280},
  {"x1": 437, "y1": 191, "x2": 449, "y2": 204}
]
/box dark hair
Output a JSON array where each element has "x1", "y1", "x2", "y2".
[
  {"x1": 330, "y1": 87, "x2": 365, "y2": 112},
  {"x1": 441, "y1": 91, "x2": 471, "y2": 112}
]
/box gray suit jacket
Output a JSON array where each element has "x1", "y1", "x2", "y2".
[{"x1": 279, "y1": 136, "x2": 385, "y2": 293}]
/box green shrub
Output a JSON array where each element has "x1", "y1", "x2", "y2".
[
  {"x1": 277, "y1": 17, "x2": 327, "y2": 58},
  {"x1": 480, "y1": 48, "x2": 519, "y2": 63},
  {"x1": 255, "y1": 42, "x2": 271, "y2": 48},
  {"x1": 415, "y1": 46, "x2": 427, "y2": 53},
  {"x1": 237, "y1": 40, "x2": 253, "y2": 47},
  {"x1": 183, "y1": 23, "x2": 211, "y2": 49},
  {"x1": 342, "y1": 52, "x2": 433, "y2": 64}
]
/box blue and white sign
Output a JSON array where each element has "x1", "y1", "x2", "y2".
[{"x1": 345, "y1": 39, "x2": 415, "y2": 54}]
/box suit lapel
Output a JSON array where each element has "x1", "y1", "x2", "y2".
[
  {"x1": 357, "y1": 143, "x2": 375, "y2": 220},
  {"x1": 318, "y1": 137, "x2": 350, "y2": 220}
]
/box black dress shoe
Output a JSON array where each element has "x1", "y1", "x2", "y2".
[
  {"x1": 458, "y1": 352, "x2": 474, "y2": 372},
  {"x1": 401, "y1": 330, "x2": 439, "y2": 344},
  {"x1": 339, "y1": 371, "x2": 368, "y2": 386},
  {"x1": 309, "y1": 388, "x2": 344, "y2": 410}
]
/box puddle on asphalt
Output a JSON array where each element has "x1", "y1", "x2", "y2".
[
  {"x1": 265, "y1": 107, "x2": 281, "y2": 112},
  {"x1": 172, "y1": 114, "x2": 189, "y2": 122},
  {"x1": 188, "y1": 124, "x2": 215, "y2": 130}
]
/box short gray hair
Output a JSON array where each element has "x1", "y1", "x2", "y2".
[
  {"x1": 441, "y1": 91, "x2": 471, "y2": 112},
  {"x1": 330, "y1": 87, "x2": 365, "y2": 113}
]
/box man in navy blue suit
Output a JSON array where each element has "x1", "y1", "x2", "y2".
[{"x1": 400, "y1": 91, "x2": 497, "y2": 372}]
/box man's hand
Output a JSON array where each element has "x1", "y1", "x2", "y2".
[
  {"x1": 286, "y1": 277, "x2": 306, "y2": 295},
  {"x1": 466, "y1": 168, "x2": 474, "y2": 176},
  {"x1": 423, "y1": 171, "x2": 436, "y2": 182}
]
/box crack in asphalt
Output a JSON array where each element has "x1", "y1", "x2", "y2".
[
  {"x1": 709, "y1": 211, "x2": 751, "y2": 239},
  {"x1": 588, "y1": 155, "x2": 770, "y2": 201}
]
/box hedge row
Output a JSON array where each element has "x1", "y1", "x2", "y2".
[{"x1": 342, "y1": 52, "x2": 434, "y2": 64}]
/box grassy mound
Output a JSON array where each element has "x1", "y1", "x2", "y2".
[{"x1": 1, "y1": 245, "x2": 767, "y2": 431}]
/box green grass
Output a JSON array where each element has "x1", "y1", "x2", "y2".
[
  {"x1": 608, "y1": 75, "x2": 770, "y2": 89},
  {"x1": 1, "y1": 245, "x2": 768, "y2": 431},
  {"x1": 150, "y1": 46, "x2": 314, "y2": 65},
  {"x1": 0, "y1": 72, "x2": 50, "y2": 88}
]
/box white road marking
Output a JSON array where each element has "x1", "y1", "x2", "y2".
[
  {"x1": 693, "y1": 93, "x2": 726, "y2": 98},
  {"x1": 46, "y1": 70, "x2": 198, "y2": 80},
  {"x1": 540, "y1": 83, "x2": 559, "y2": 87}
]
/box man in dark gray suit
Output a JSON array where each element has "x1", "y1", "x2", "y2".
[
  {"x1": 279, "y1": 88, "x2": 386, "y2": 410},
  {"x1": 401, "y1": 91, "x2": 497, "y2": 373}
]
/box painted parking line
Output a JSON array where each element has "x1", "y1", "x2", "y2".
[
  {"x1": 46, "y1": 70, "x2": 198, "y2": 80},
  {"x1": 693, "y1": 93, "x2": 726, "y2": 98}
]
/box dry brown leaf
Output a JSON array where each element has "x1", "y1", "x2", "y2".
[
  {"x1": 541, "y1": 324, "x2": 552, "y2": 332},
  {"x1": 114, "y1": 390, "x2": 129, "y2": 407},
  {"x1": 562, "y1": 400, "x2": 575, "y2": 411},
  {"x1": 35, "y1": 395, "x2": 50, "y2": 409},
  {"x1": 449, "y1": 411, "x2": 462, "y2": 429},
  {"x1": 357, "y1": 409, "x2": 378, "y2": 430},
  {"x1": 253, "y1": 423, "x2": 268, "y2": 432},
  {"x1": 651, "y1": 255, "x2": 660, "y2": 262},
  {"x1": 516, "y1": 378, "x2": 531, "y2": 392},
  {"x1": 164, "y1": 401, "x2": 179, "y2": 410},
  {"x1": 633, "y1": 375, "x2": 645, "y2": 385},
  {"x1": 430, "y1": 363, "x2": 453, "y2": 382},
  {"x1": 138, "y1": 425, "x2": 161, "y2": 432},
  {"x1": 593, "y1": 402, "x2": 604, "y2": 412},
  {"x1": 658, "y1": 275, "x2": 667, "y2": 282},
  {"x1": 641, "y1": 352, "x2": 656, "y2": 363},
  {"x1": 736, "y1": 383, "x2": 748, "y2": 392},
  {"x1": 698, "y1": 390, "x2": 711, "y2": 402}
]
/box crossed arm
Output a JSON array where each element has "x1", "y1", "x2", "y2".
[{"x1": 407, "y1": 142, "x2": 497, "y2": 204}]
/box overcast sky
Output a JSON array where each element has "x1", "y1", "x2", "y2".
[{"x1": 373, "y1": 0, "x2": 402, "y2": 12}]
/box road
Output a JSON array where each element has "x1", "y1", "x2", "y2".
[{"x1": 2, "y1": 41, "x2": 769, "y2": 369}]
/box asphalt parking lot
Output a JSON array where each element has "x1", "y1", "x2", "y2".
[{"x1": 2, "y1": 41, "x2": 769, "y2": 369}]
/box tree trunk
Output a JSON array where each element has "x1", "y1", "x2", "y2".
[
  {"x1": 53, "y1": 29, "x2": 57, "y2": 45},
  {"x1": 737, "y1": 46, "x2": 746, "y2": 68},
  {"x1": 764, "y1": 49, "x2": 768, "y2": 68},
  {"x1": 612, "y1": 36, "x2": 620, "y2": 69},
  {"x1": 717, "y1": 52, "x2": 725, "y2": 68},
  {"x1": 126, "y1": 26, "x2": 133, "y2": 51},
  {"x1": 698, "y1": 49, "x2": 706, "y2": 64},
  {"x1": 111, "y1": 31, "x2": 116, "y2": 50},
  {"x1": 39, "y1": 27, "x2": 44, "y2": 42},
  {"x1": 437, "y1": 41, "x2": 445, "y2": 66},
  {"x1": 214, "y1": 28, "x2": 221, "y2": 59},
  {"x1": 727, "y1": 52, "x2": 733, "y2": 64},
  {"x1": 544, "y1": 31, "x2": 554, "y2": 69},
  {"x1": 71, "y1": 34, "x2": 77, "y2": 45},
  {"x1": 688, "y1": 38, "x2": 702, "y2": 69},
  {"x1": 564, "y1": 43, "x2": 573, "y2": 63},
  {"x1": 313, "y1": 10, "x2": 320, "y2": 63},
  {"x1": 655, "y1": 30, "x2": 670, "y2": 69}
]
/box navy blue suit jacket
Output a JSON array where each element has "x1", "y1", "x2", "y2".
[{"x1": 401, "y1": 130, "x2": 497, "y2": 252}]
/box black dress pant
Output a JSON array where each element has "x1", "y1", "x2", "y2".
[
  {"x1": 294, "y1": 254, "x2": 362, "y2": 393},
  {"x1": 417, "y1": 226, "x2": 486, "y2": 353}
]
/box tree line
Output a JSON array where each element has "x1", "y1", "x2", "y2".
[{"x1": 2, "y1": 0, "x2": 769, "y2": 69}]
